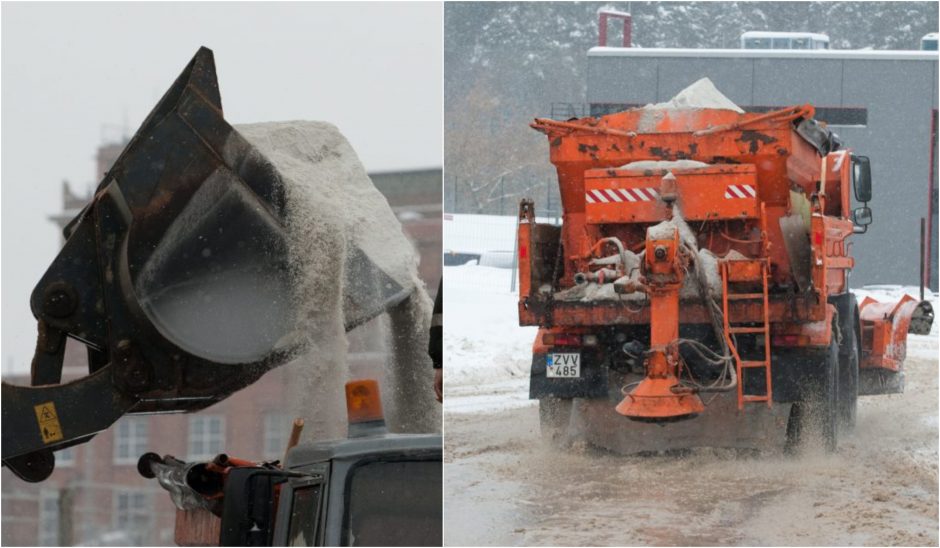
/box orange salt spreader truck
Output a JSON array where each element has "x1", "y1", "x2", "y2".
[{"x1": 520, "y1": 97, "x2": 933, "y2": 453}]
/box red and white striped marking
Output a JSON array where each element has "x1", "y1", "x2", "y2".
[
  {"x1": 724, "y1": 184, "x2": 757, "y2": 199},
  {"x1": 585, "y1": 187, "x2": 659, "y2": 204}
]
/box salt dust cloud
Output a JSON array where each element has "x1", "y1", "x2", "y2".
[{"x1": 239, "y1": 121, "x2": 439, "y2": 441}]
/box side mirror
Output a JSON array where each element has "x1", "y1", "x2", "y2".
[
  {"x1": 220, "y1": 468, "x2": 305, "y2": 546},
  {"x1": 853, "y1": 155, "x2": 872, "y2": 202},
  {"x1": 853, "y1": 206, "x2": 873, "y2": 233}
]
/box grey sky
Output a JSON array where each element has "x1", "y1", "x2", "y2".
[{"x1": 1, "y1": 2, "x2": 442, "y2": 374}]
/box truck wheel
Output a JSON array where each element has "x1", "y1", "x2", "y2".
[
  {"x1": 786, "y1": 340, "x2": 839, "y2": 453},
  {"x1": 539, "y1": 397, "x2": 572, "y2": 448},
  {"x1": 838, "y1": 312, "x2": 859, "y2": 430}
]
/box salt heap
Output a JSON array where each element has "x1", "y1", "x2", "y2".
[
  {"x1": 237, "y1": 121, "x2": 439, "y2": 440},
  {"x1": 642, "y1": 77, "x2": 744, "y2": 113},
  {"x1": 636, "y1": 78, "x2": 744, "y2": 133}
]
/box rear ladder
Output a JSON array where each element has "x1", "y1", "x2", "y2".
[{"x1": 720, "y1": 259, "x2": 772, "y2": 410}]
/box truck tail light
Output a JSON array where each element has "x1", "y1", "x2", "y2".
[
  {"x1": 542, "y1": 333, "x2": 581, "y2": 346},
  {"x1": 541, "y1": 333, "x2": 598, "y2": 346},
  {"x1": 772, "y1": 334, "x2": 809, "y2": 347}
]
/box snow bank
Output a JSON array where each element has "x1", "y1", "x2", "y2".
[
  {"x1": 444, "y1": 214, "x2": 518, "y2": 255},
  {"x1": 444, "y1": 264, "x2": 535, "y2": 389},
  {"x1": 444, "y1": 213, "x2": 559, "y2": 256}
]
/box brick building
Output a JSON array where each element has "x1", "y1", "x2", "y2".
[{"x1": 1, "y1": 141, "x2": 442, "y2": 546}]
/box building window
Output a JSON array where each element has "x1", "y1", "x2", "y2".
[
  {"x1": 56, "y1": 446, "x2": 76, "y2": 467},
  {"x1": 113, "y1": 490, "x2": 151, "y2": 545},
  {"x1": 113, "y1": 417, "x2": 149, "y2": 464},
  {"x1": 38, "y1": 490, "x2": 60, "y2": 546},
  {"x1": 188, "y1": 416, "x2": 225, "y2": 460},
  {"x1": 740, "y1": 105, "x2": 868, "y2": 127},
  {"x1": 263, "y1": 412, "x2": 288, "y2": 460}
]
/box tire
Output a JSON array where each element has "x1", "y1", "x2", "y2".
[
  {"x1": 786, "y1": 339, "x2": 839, "y2": 453},
  {"x1": 837, "y1": 310, "x2": 859, "y2": 431},
  {"x1": 538, "y1": 397, "x2": 572, "y2": 448}
]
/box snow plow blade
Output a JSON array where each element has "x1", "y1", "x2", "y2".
[
  {"x1": 858, "y1": 295, "x2": 933, "y2": 372},
  {"x1": 2, "y1": 47, "x2": 413, "y2": 482}
]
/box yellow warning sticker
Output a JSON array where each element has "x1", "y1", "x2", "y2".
[{"x1": 34, "y1": 402, "x2": 63, "y2": 444}]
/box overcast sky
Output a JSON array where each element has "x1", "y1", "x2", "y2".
[{"x1": 1, "y1": 2, "x2": 442, "y2": 374}]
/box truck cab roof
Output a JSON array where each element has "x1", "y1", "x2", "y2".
[{"x1": 285, "y1": 431, "x2": 442, "y2": 469}]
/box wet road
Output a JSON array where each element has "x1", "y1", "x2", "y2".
[{"x1": 444, "y1": 336, "x2": 938, "y2": 546}]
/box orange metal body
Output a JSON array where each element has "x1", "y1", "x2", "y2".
[
  {"x1": 521, "y1": 103, "x2": 871, "y2": 419},
  {"x1": 584, "y1": 165, "x2": 761, "y2": 224},
  {"x1": 522, "y1": 101, "x2": 924, "y2": 422},
  {"x1": 858, "y1": 295, "x2": 922, "y2": 371},
  {"x1": 616, "y1": 227, "x2": 705, "y2": 418},
  {"x1": 771, "y1": 305, "x2": 836, "y2": 347},
  {"x1": 524, "y1": 104, "x2": 853, "y2": 334},
  {"x1": 530, "y1": 106, "x2": 829, "y2": 290},
  {"x1": 721, "y1": 259, "x2": 773, "y2": 409}
]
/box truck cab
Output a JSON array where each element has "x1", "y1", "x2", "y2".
[
  {"x1": 270, "y1": 433, "x2": 441, "y2": 546},
  {"x1": 145, "y1": 381, "x2": 442, "y2": 547}
]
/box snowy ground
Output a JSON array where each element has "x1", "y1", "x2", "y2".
[
  {"x1": 444, "y1": 214, "x2": 559, "y2": 257},
  {"x1": 444, "y1": 264, "x2": 939, "y2": 546},
  {"x1": 443, "y1": 263, "x2": 535, "y2": 414}
]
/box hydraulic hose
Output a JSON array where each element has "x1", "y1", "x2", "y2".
[{"x1": 679, "y1": 237, "x2": 737, "y2": 394}]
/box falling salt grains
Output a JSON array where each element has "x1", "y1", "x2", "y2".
[{"x1": 237, "y1": 121, "x2": 439, "y2": 440}]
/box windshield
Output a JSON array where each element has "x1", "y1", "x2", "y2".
[
  {"x1": 743, "y1": 37, "x2": 771, "y2": 49},
  {"x1": 791, "y1": 37, "x2": 810, "y2": 49},
  {"x1": 344, "y1": 459, "x2": 442, "y2": 546}
]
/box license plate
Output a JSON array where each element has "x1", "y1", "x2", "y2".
[{"x1": 546, "y1": 353, "x2": 580, "y2": 378}]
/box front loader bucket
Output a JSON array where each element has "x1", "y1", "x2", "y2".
[{"x1": 2, "y1": 47, "x2": 413, "y2": 481}]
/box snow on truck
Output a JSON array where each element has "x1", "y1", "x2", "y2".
[{"x1": 521, "y1": 78, "x2": 933, "y2": 453}]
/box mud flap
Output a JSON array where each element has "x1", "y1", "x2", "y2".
[
  {"x1": 574, "y1": 393, "x2": 792, "y2": 453},
  {"x1": 858, "y1": 369, "x2": 905, "y2": 395},
  {"x1": 779, "y1": 211, "x2": 812, "y2": 292},
  {"x1": 830, "y1": 293, "x2": 859, "y2": 428}
]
